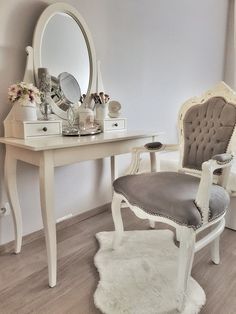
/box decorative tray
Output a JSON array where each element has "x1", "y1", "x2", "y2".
[{"x1": 62, "y1": 128, "x2": 102, "y2": 136}]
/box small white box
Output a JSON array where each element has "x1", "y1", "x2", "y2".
[
  {"x1": 4, "y1": 120, "x2": 62, "y2": 139},
  {"x1": 96, "y1": 118, "x2": 127, "y2": 132}
]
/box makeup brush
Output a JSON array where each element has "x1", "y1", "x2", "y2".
[
  {"x1": 99, "y1": 92, "x2": 105, "y2": 104},
  {"x1": 104, "y1": 94, "x2": 110, "y2": 103}
]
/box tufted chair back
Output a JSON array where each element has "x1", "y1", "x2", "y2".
[{"x1": 182, "y1": 96, "x2": 236, "y2": 170}]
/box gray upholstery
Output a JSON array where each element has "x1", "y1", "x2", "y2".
[
  {"x1": 212, "y1": 153, "x2": 233, "y2": 164},
  {"x1": 144, "y1": 142, "x2": 163, "y2": 150},
  {"x1": 183, "y1": 97, "x2": 236, "y2": 170},
  {"x1": 113, "y1": 172, "x2": 230, "y2": 229}
]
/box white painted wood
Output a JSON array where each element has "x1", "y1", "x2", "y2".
[
  {"x1": 195, "y1": 214, "x2": 226, "y2": 234},
  {"x1": 127, "y1": 143, "x2": 179, "y2": 175},
  {"x1": 111, "y1": 83, "x2": 236, "y2": 310},
  {"x1": 114, "y1": 192, "x2": 181, "y2": 230},
  {"x1": 110, "y1": 156, "x2": 118, "y2": 183},
  {"x1": 150, "y1": 152, "x2": 157, "y2": 172},
  {"x1": 96, "y1": 60, "x2": 104, "y2": 92},
  {"x1": 116, "y1": 189, "x2": 222, "y2": 252},
  {"x1": 218, "y1": 163, "x2": 232, "y2": 189},
  {"x1": 112, "y1": 193, "x2": 226, "y2": 247},
  {"x1": 23, "y1": 46, "x2": 35, "y2": 84},
  {"x1": 211, "y1": 236, "x2": 220, "y2": 265},
  {"x1": 24, "y1": 120, "x2": 62, "y2": 138},
  {"x1": 225, "y1": 196, "x2": 236, "y2": 229},
  {"x1": 175, "y1": 228, "x2": 180, "y2": 242},
  {"x1": 176, "y1": 227, "x2": 195, "y2": 312},
  {"x1": 126, "y1": 147, "x2": 142, "y2": 175},
  {"x1": 53, "y1": 138, "x2": 157, "y2": 167},
  {"x1": 111, "y1": 193, "x2": 124, "y2": 249},
  {"x1": 195, "y1": 219, "x2": 225, "y2": 253},
  {"x1": 4, "y1": 146, "x2": 23, "y2": 254},
  {"x1": 195, "y1": 159, "x2": 233, "y2": 224},
  {"x1": 149, "y1": 220, "x2": 155, "y2": 229},
  {"x1": 4, "y1": 46, "x2": 36, "y2": 139},
  {"x1": 32, "y1": 2, "x2": 97, "y2": 118},
  {"x1": 1, "y1": 131, "x2": 158, "y2": 287},
  {"x1": 97, "y1": 118, "x2": 127, "y2": 132},
  {"x1": 0, "y1": 131, "x2": 159, "y2": 152},
  {"x1": 5, "y1": 120, "x2": 62, "y2": 139},
  {"x1": 39, "y1": 150, "x2": 56, "y2": 287}
]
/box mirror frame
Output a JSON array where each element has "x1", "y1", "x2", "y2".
[{"x1": 33, "y1": 2, "x2": 97, "y2": 120}]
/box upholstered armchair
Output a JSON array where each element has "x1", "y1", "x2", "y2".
[{"x1": 111, "y1": 82, "x2": 236, "y2": 312}]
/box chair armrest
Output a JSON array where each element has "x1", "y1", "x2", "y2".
[
  {"x1": 127, "y1": 142, "x2": 179, "y2": 174},
  {"x1": 195, "y1": 154, "x2": 234, "y2": 224},
  {"x1": 132, "y1": 142, "x2": 179, "y2": 154},
  {"x1": 212, "y1": 153, "x2": 234, "y2": 164}
]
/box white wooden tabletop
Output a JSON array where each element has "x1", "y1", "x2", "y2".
[{"x1": 0, "y1": 130, "x2": 161, "y2": 151}]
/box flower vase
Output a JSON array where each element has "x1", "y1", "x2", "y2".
[{"x1": 13, "y1": 101, "x2": 37, "y2": 121}]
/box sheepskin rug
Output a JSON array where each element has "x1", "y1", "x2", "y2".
[{"x1": 94, "y1": 230, "x2": 205, "y2": 314}]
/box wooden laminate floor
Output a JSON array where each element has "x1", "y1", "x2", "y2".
[{"x1": 0, "y1": 208, "x2": 236, "y2": 314}]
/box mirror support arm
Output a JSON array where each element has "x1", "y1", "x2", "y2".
[{"x1": 23, "y1": 46, "x2": 35, "y2": 85}]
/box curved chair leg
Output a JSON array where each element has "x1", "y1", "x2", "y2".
[
  {"x1": 211, "y1": 236, "x2": 220, "y2": 265},
  {"x1": 149, "y1": 220, "x2": 155, "y2": 229},
  {"x1": 177, "y1": 227, "x2": 196, "y2": 312},
  {"x1": 112, "y1": 193, "x2": 124, "y2": 249},
  {"x1": 176, "y1": 228, "x2": 180, "y2": 242}
]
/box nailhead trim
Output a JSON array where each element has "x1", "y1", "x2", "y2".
[
  {"x1": 115, "y1": 177, "x2": 226, "y2": 231},
  {"x1": 115, "y1": 189, "x2": 201, "y2": 230},
  {"x1": 214, "y1": 156, "x2": 233, "y2": 165}
]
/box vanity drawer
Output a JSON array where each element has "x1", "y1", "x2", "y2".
[
  {"x1": 24, "y1": 121, "x2": 62, "y2": 138},
  {"x1": 97, "y1": 118, "x2": 127, "y2": 132}
]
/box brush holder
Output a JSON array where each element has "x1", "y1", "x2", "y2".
[{"x1": 96, "y1": 103, "x2": 109, "y2": 120}]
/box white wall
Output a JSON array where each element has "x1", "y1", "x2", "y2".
[
  {"x1": 0, "y1": 0, "x2": 228, "y2": 244},
  {"x1": 224, "y1": 0, "x2": 235, "y2": 87}
]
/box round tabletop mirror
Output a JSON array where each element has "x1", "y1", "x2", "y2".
[
  {"x1": 51, "y1": 72, "x2": 81, "y2": 112},
  {"x1": 59, "y1": 72, "x2": 81, "y2": 104},
  {"x1": 33, "y1": 3, "x2": 97, "y2": 119}
]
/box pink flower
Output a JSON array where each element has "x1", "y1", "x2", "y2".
[{"x1": 8, "y1": 82, "x2": 41, "y2": 105}]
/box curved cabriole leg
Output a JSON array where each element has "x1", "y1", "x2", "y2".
[
  {"x1": 211, "y1": 235, "x2": 220, "y2": 265},
  {"x1": 176, "y1": 227, "x2": 196, "y2": 312},
  {"x1": 176, "y1": 228, "x2": 180, "y2": 242},
  {"x1": 4, "y1": 146, "x2": 23, "y2": 254},
  {"x1": 112, "y1": 193, "x2": 123, "y2": 249}
]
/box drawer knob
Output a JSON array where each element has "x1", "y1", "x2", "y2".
[
  {"x1": 113, "y1": 123, "x2": 118, "y2": 127},
  {"x1": 42, "y1": 127, "x2": 48, "y2": 132}
]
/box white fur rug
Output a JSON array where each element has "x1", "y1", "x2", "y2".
[{"x1": 94, "y1": 230, "x2": 206, "y2": 314}]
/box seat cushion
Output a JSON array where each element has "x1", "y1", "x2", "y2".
[{"x1": 113, "y1": 172, "x2": 230, "y2": 229}]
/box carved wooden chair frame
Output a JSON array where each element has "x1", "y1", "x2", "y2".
[{"x1": 111, "y1": 82, "x2": 236, "y2": 312}]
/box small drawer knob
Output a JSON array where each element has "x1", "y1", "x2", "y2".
[
  {"x1": 42, "y1": 127, "x2": 48, "y2": 132},
  {"x1": 113, "y1": 123, "x2": 118, "y2": 127}
]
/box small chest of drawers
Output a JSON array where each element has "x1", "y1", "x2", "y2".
[
  {"x1": 23, "y1": 121, "x2": 62, "y2": 138},
  {"x1": 96, "y1": 118, "x2": 127, "y2": 132},
  {"x1": 4, "y1": 120, "x2": 62, "y2": 139}
]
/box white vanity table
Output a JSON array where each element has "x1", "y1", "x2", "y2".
[
  {"x1": 1, "y1": 2, "x2": 160, "y2": 287},
  {"x1": 0, "y1": 131, "x2": 159, "y2": 287}
]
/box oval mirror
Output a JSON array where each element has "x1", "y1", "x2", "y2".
[{"x1": 33, "y1": 3, "x2": 97, "y2": 119}]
